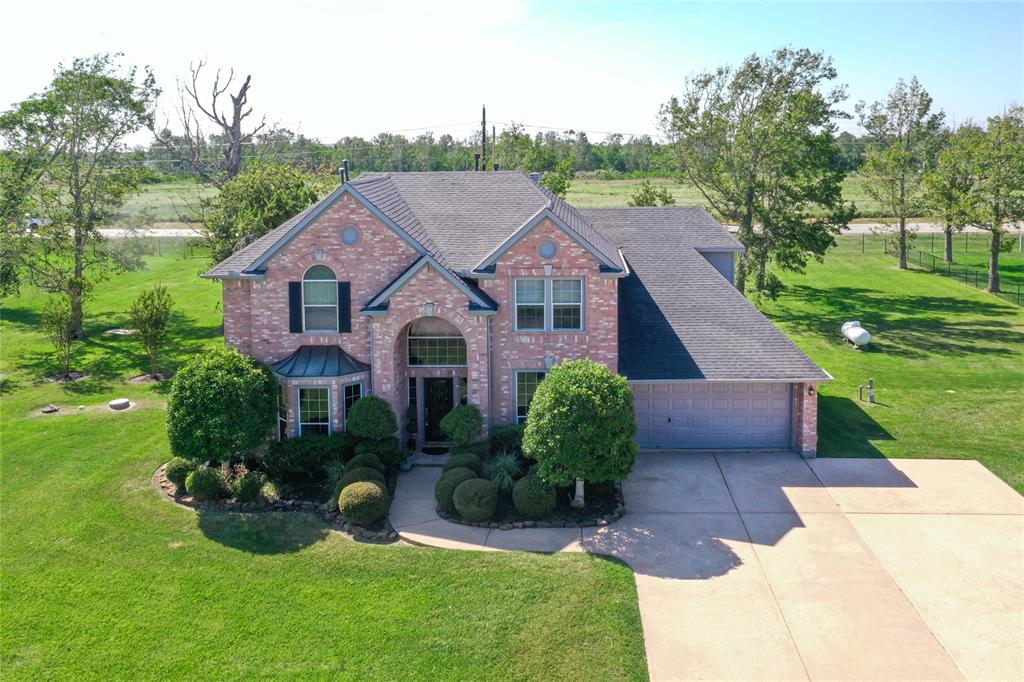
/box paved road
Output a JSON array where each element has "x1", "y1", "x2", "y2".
[{"x1": 392, "y1": 452, "x2": 1024, "y2": 681}]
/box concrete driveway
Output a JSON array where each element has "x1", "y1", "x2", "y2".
[{"x1": 392, "y1": 453, "x2": 1024, "y2": 681}]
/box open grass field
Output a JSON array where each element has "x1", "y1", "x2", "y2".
[
  {"x1": 113, "y1": 179, "x2": 217, "y2": 227},
  {"x1": 0, "y1": 246, "x2": 647, "y2": 680},
  {"x1": 760, "y1": 237, "x2": 1024, "y2": 493}
]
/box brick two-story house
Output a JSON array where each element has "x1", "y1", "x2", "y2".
[{"x1": 204, "y1": 171, "x2": 829, "y2": 455}]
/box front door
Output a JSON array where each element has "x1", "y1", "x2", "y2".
[{"x1": 423, "y1": 377, "x2": 454, "y2": 442}]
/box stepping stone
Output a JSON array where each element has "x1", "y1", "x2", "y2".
[
  {"x1": 41, "y1": 404, "x2": 59, "y2": 414},
  {"x1": 105, "y1": 328, "x2": 134, "y2": 335},
  {"x1": 108, "y1": 398, "x2": 131, "y2": 411}
]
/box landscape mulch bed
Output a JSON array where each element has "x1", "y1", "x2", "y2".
[
  {"x1": 438, "y1": 480, "x2": 625, "y2": 530},
  {"x1": 152, "y1": 463, "x2": 400, "y2": 543}
]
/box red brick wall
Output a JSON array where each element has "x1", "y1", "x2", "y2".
[
  {"x1": 791, "y1": 382, "x2": 819, "y2": 456},
  {"x1": 479, "y1": 217, "x2": 619, "y2": 425}
]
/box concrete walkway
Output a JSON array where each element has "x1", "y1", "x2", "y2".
[{"x1": 392, "y1": 452, "x2": 1024, "y2": 681}]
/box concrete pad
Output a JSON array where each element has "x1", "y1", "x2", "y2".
[
  {"x1": 394, "y1": 466, "x2": 441, "y2": 500},
  {"x1": 388, "y1": 495, "x2": 437, "y2": 530},
  {"x1": 624, "y1": 453, "x2": 735, "y2": 513},
  {"x1": 809, "y1": 458, "x2": 1024, "y2": 514},
  {"x1": 716, "y1": 452, "x2": 840, "y2": 513},
  {"x1": 744, "y1": 512, "x2": 962, "y2": 681},
  {"x1": 484, "y1": 527, "x2": 584, "y2": 553},
  {"x1": 399, "y1": 519, "x2": 492, "y2": 551},
  {"x1": 849, "y1": 513, "x2": 1024, "y2": 681}
]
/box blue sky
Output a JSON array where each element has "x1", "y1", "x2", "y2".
[{"x1": 2, "y1": 1, "x2": 1020, "y2": 141}]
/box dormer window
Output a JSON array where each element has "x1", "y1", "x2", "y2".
[{"x1": 302, "y1": 265, "x2": 339, "y2": 332}]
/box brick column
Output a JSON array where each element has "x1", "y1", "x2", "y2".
[{"x1": 792, "y1": 382, "x2": 818, "y2": 458}]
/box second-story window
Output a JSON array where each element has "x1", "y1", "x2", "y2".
[
  {"x1": 515, "y1": 278, "x2": 584, "y2": 332},
  {"x1": 302, "y1": 265, "x2": 338, "y2": 332}
]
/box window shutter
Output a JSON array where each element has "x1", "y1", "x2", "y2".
[
  {"x1": 338, "y1": 281, "x2": 351, "y2": 333},
  {"x1": 288, "y1": 282, "x2": 302, "y2": 333}
]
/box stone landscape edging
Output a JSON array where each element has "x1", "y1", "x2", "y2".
[{"x1": 152, "y1": 463, "x2": 400, "y2": 544}]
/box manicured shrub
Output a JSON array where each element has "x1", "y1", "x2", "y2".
[
  {"x1": 261, "y1": 435, "x2": 340, "y2": 487},
  {"x1": 233, "y1": 470, "x2": 267, "y2": 503},
  {"x1": 185, "y1": 467, "x2": 224, "y2": 502},
  {"x1": 167, "y1": 347, "x2": 277, "y2": 463},
  {"x1": 337, "y1": 466, "x2": 386, "y2": 492},
  {"x1": 443, "y1": 452, "x2": 482, "y2": 476},
  {"x1": 261, "y1": 480, "x2": 281, "y2": 501},
  {"x1": 513, "y1": 475, "x2": 557, "y2": 519},
  {"x1": 440, "y1": 404, "x2": 483, "y2": 447},
  {"x1": 325, "y1": 431, "x2": 359, "y2": 463},
  {"x1": 347, "y1": 452, "x2": 386, "y2": 474},
  {"x1": 489, "y1": 423, "x2": 525, "y2": 455},
  {"x1": 486, "y1": 452, "x2": 521, "y2": 492},
  {"x1": 453, "y1": 478, "x2": 497, "y2": 522},
  {"x1": 338, "y1": 481, "x2": 390, "y2": 526},
  {"x1": 523, "y1": 359, "x2": 638, "y2": 507},
  {"x1": 354, "y1": 437, "x2": 403, "y2": 469},
  {"x1": 345, "y1": 395, "x2": 397, "y2": 441},
  {"x1": 434, "y1": 467, "x2": 477, "y2": 515},
  {"x1": 165, "y1": 457, "x2": 197, "y2": 489}
]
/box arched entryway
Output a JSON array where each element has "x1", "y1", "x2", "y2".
[{"x1": 397, "y1": 316, "x2": 469, "y2": 446}]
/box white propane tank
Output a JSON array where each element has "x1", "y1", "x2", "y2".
[{"x1": 842, "y1": 321, "x2": 871, "y2": 347}]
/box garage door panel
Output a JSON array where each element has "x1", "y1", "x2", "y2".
[{"x1": 632, "y1": 381, "x2": 793, "y2": 449}]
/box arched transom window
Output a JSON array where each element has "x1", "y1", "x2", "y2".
[
  {"x1": 302, "y1": 265, "x2": 338, "y2": 332},
  {"x1": 408, "y1": 317, "x2": 466, "y2": 366}
]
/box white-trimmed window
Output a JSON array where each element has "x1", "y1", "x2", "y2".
[
  {"x1": 515, "y1": 371, "x2": 546, "y2": 423},
  {"x1": 343, "y1": 382, "x2": 362, "y2": 421},
  {"x1": 407, "y1": 317, "x2": 467, "y2": 366},
  {"x1": 298, "y1": 387, "x2": 330, "y2": 436},
  {"x1": 302, "y1": 265, "x2": 338, "y2": 332},
  {"x1": 514, "y1": 278, "x2": 583, "y2": 331}
]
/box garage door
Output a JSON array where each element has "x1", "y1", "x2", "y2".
[{"x1": 632, "y1": 382, "x2": 792, "y2": 449}]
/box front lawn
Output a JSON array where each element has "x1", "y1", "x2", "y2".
[
  {"x1": 759, "y1": 242, "x2": 1024, "y2": 493},
  {"x1": 0, "y1": 246, "x2": 647, "y2": 680}
]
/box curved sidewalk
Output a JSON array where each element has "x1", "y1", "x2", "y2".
[{"x1": 391, "y1": 452, "x2": 1024, "y2": 682}]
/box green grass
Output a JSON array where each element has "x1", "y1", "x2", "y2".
[
  {"x1": 0, "y1": 246, "x2": 647, "y2": 680},
  {"x1": 114, "y1": 179, "x2": 217, "y2": 226},
  {"x1": 566, "y1": 174, "x2": 894, "y2": 218},
  {"x1": 759, "y1": 239, "x2": 1024, "y2": 493},
  {"x1": 912, "y1": 231, "x2": 1024, "y2": 289}
]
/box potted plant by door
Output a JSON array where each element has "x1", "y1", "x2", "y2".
[{"x1": 401, "y1": 405, "x2": 417, "y2": 471}]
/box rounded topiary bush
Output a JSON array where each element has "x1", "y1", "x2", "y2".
[
  {"x1": 443, "y1": 452, "x2": 482, "y2": 475},
  {"x1": 165, "y1": 457, "x2": 197, "y2": 489},
  {"x1": 512, "y1": 474, "x2": 557, "y2": 519},
  {"x1": 167, "y1": 347, "x2": 277, "y2": 463},
  {"x1": 440, "y1": 404, "x2": 483, "y2": 447},
  {"x1": 434, "y1": 467, "x2": 477, "y2": 515},
  {"x1": 337, "y1": 466, "x2": 386, "y2": 492},
  {"x1": 185, "y1": 467, "x2": 224, "y2": 502},
  {"x1": 346, "y1": 396, "x2": 397, "y2": 441},
  {"x1": 261, "y1": 435, "x2": 338, "y2": 487},
  {"x1": 338, "y1": 481, "x2": 390, "y2": 526},
  {"x1": 489, "y1": 423, "x2": 525, "y2": 456},
  {"x1": 233, "y1": 470, "x2": 267, "y2": 503},
  {"x1": 346, "y1": 452, "x2": 386, "y2": 474},
  {"x1": 453, "y1": 478, "x2": 497, "y2": 522},
  {"x1": 354, "y1": 437, "x2": 403, "y2": 469}
]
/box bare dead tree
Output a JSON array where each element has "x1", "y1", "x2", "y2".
[{"x1": 151, "y1": 60, "x2": 268, "y2": 187}]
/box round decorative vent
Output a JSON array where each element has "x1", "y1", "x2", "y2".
[
  {"x1": 341, "y1": 226, "x2": 360, "y2": 245},
  {"x1": 538, "y1": 239, "x2": 557, "y2": 259}
]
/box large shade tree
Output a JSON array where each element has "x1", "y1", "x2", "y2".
[
  {"x1": 659, "y1": 47, "x2": 854, "y2": 296},
  {"x1": 0, "y1": 54, "x2": 158, "y2": 336},
  {"x1": 857, "y1": 77, "x2": 945, "y2": 269},
  {"x1": 924, "y1": 125, "x2": 979, "y2": 264}
]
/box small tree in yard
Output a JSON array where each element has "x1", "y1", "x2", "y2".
[
  {"x1": 42, "y1": 296, "x2": 78, "y2": 379},
  {"x1": 924, "y1": 126, "x2": 978, "y2": 264},
  {"x1": 539, "y1": 158, "x2": 574, "y2": 199},
  {"x1": 627, "y1": 180, "x2": 676, "y2": 207},
  {"x1": 128, "y1": 285, "x2": 174, "y2": 378},
  {"x1": 166, "y1": 346, "x2": 277, "y2": 463},
  {"x1": 522, "y1": 359, "x2": 638, "y2": 508}
]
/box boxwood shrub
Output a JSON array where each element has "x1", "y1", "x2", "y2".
[
  {"x1": 233, "y1": 470, "x2": 267, "y2": 503},
  {"x1": 346, "y1": 396, "x2": 397, "y2": 440},
  {"x1": 337, "y1": 466, "x2": 386, "y2": 492},
  {"x1": 434, "y1": 467, "x2": 477, "y2": 515},
  {"x1": 453, "y1": 478, "x2": 497, "y2": 522},
  {"x1": 325, "y1": 431, "x2": 359, "y2": 463},
  {"x1": 185, "y1": 467, "x2": 224, "y2": 502},
  {"x1": 165, "y1": 457, "x2": 197, "y2": 489},
  {"x1": 354, "y1": 437, "x2": 403, "y2": 470},
  {"x1": 439, "y1": 404, "x2": 482, "y2": 447},
  {"x1": 488, "y1": 423, "x2": 525, "y2": 456},
  {"x1": 346, "y1": 453, "x2": 386, "y2": 474},
  {"x1": 512, "y1": 474, "x2": 557, "y2": 519},
  {"x1": 261, "y1": 435, "x2": 340, "y2": 487},
  {"x1": 443, "y1": 452, "x2": 482, "y2": 475},
  {"x1": 338, "y1": 481, "x2": 390, "y2": 526}
]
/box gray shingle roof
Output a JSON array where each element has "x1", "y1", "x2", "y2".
[
  {"x1": 582, "y1": 207, "x2": 830, "y2": 382},
  {"x1": 205, "y1": 203, "x2": 320, "y2": 278}
]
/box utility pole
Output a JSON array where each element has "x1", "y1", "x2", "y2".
[
  {"x1": 481, "y1": 105, "x2": 487, "y2": 170},
  {"x1": 492, "y1": 124, "x2": 496, "y2": 170}
]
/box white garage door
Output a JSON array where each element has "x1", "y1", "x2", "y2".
[{"x1": 632, "y1": 382, "x2": 792, "y2": 449}]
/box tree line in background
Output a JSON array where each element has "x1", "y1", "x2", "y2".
[{"x1": 2, "y1": 49, "x2": 1021, "y2": 350}]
